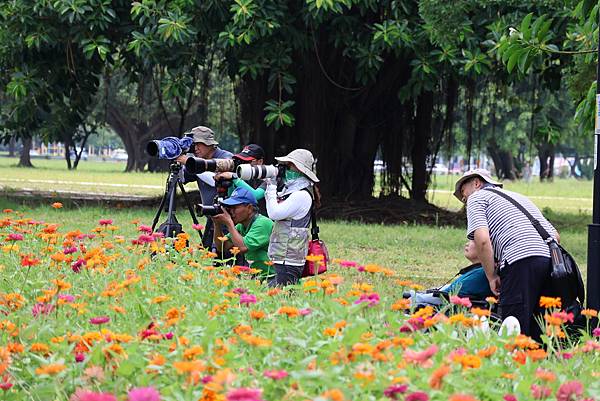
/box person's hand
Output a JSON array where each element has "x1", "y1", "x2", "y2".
[
  {"x1": 215, "y1": 172, "x2": 234, "y2": 181},
  {"x1": 175, "y1": 155, "x2": 189, "y2": 164},
  {"x1": 488, "y1": 274, "x2": 501, "y2": 296},
  {"x1": 212, "y1": 208, "x2": 234, "y2": 226}
]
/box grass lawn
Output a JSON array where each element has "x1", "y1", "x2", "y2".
[
  {"x1": 0, "y1": 157, "x2": 593, "y2": 287},
  {"x1": 0, "y1": 197, "x2": 590, "y2": 289}
]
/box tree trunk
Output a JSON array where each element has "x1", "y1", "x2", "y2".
[
  {"x1": 465, "y1": 79, "x2": 475, "y2": 168},
  {"x1": 237, "y1": 45, "x2": 411, "y2": 200},
  {"x1": 538, "y1": 143, "x2": 554, "y2": 181},
  {"x1": 8, "y1": 137, "x2": 16, "y2": 157},
  {"x1": 411, "y1": 91, "x2": 434, "y2": 202},
  {"x1": 18, "y1": 137, "x2": 33, "y2": 167}
]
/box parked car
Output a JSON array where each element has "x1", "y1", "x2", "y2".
[
  {"x1": 111, "y1": 149, "x2": 128, "y2": 161},
  {"x1": 431, "y1": 163, "x2": 449, "y2": 175}
]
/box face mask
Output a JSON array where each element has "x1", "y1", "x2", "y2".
[{"x1": 284, "y1": 169, "x2": 303, "y2": 181}]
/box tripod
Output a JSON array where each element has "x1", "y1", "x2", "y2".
[{"x1": 151, "y1": 162, "x2": 203, "y2": 239}]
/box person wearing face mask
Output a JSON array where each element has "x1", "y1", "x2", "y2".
[{"x1": 264, "y1": 149, "x2": 321, "y2": 287}]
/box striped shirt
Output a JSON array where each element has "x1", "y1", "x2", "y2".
[{"x1": 466, "y1": 188, "x2": 558, "y2": 269}]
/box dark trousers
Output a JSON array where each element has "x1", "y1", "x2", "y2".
[
  {"x1": 268, "y1": 263, "x2": 304, "y2": 287},
  {"x1": 498, "y1": 256, "x2": 552, "y2": 341}
]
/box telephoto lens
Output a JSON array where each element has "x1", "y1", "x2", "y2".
[
  {"x1": 237, "y1": 164, "x2": 280, "y2": 180},
  {"x1": 185, "y1": 157, "x2": 236, "y2": 174}
]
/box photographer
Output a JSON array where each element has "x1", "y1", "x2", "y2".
[
  {"x1": 214, "y1": 144, "x2": 268, "y2": 215},
  {"x1": 265, "y1": 149, "x2": 321, "y2": 287},
  {"x1": 175, "y1": 126, "x2": 233, "y2": 248},
  {"x1": 211, "y1": 187, "x2": 274, "y2": 279}
]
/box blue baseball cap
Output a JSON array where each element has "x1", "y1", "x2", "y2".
[{"x1": 220, "y1": 187, "x2": 257, "y2": 206}]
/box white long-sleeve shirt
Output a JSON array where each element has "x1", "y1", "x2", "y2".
[{"x1": 265, "y1": 184, "x2": 312, "y2": 221}]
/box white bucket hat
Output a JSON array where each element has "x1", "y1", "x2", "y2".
[
  {"x1": 453, "y1": 168, "x2": 502, "y2": 201},
  {"x1": 275, "y1": 149, "x2": 319, "y2": 183}
]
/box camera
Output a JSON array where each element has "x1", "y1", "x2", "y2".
[
  {"x1": 146, "y1": 136, "x2": 193, "y2": 160},
  {"x1": 185, "y1": 157, "x2": 239, "y2": 174},
  {"x1": 237, "y1": 164, "x2": 286, "y2": 180},
  {"x1": 196, "y1": 203, "x2": 223, "y2": 217}
]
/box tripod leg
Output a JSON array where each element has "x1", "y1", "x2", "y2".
[
  {"x1": 178, "y1": 181, "x2": 203, "y2": 240},
  {"x1": 151, "y1": 177, "x2": 171, "y2": 232}
]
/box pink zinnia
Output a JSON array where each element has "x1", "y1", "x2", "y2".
[
  {"x1": 384, "y1": 384, "x2": 408, "y2": 399},
  {"x1": 127, "y1": 386, "x2": 161, "y2": 401},
  {"x1": 593, "y1": 327, "x2": 600, "y2": 337},
  {"x1": 263, "y1": 369, "x2": 288, "y2": 380},
  {"x1": 71, "y1": 259, "x2": 85, "y2": 273},
  {"x1": 404, "y1": 344, "x2": 438, "y2": 367},
  {"x1": 503, "y1": 395, "x2": 517, "y2": 401},
  {"x1": 99, "y1": 219, "x2": 113, "y2": 226},
  {"x1": 449, "y1": 295, "x2": 472, "y2": 308},
  {"x1": 192, "y1": 224, "x2": 204, "y2": 231},
  {"x1": 226, "y1": 388, "x2": 264, "y2": 401},
  {"x1": 6, "y1": 233, "x2": 23, "y2": 241},
  {"x1": 339, "y1": 260, "x2": 357, "y2": 267},
  {"x1": 556, "y1": 381, "x2": 583, "y2": 401},
  {"x1": 58, "y1": 294, "x2": 75, "y2": 302},
  {"x1": 63, "y1": 246, "x2": 78, "y2": 254},
  {"x1": 137, "y1": 234, "x2": 154, "y2": 244},
  {"x1": 299, "y1": 308, "x2": 312, "y2": 316},
  {"x1": 354, "y1": 293, "x2": 380, "y2": 307},
  {"x1": 78, "y1": 392, "x2": 117, "y2": 401},
  {"x1": 530, "y1": 384, "x2": 552, "y2": 399},
  {"x1": 239, "y1": 294, "x2": 257, "y2": 305},
  {"x1": 138, "y1": 225, "x2": 153, "y2": 233},
  {"x1": 32, "y1": 302, "x2": 55, "y2": 317},
  {"x1": 405, "y1": 392, "x2": 429, "y2": 401},
  {"x1": 89, "y1": 316, "x2": 110, "y2": 325},
  {"x1": 75, "y1": 353, "x2": 85, "y2": 363}
]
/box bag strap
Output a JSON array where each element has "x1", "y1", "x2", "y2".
[
  {"x1": 483, "y1": 187, "x2": 553, "y2": 243},
  {"x1": 302, "y1": 188, "x2": 320, "y2": 241}
]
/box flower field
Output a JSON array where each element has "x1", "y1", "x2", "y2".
[{"x1": 0, "y1": 206, "x2": 599, "y2": 401}]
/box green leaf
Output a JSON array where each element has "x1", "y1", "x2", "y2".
[{"x1": 520, "y1": 13, "x2": 533, "y2": 41}]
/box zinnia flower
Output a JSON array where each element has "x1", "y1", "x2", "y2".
[
  {"x1": 89, "y1": 316, "x2": 110, "y2": 325},
  {"x1": 51, "y1": 202, "x2": 63, "y2": 209},
  {"x1": 354, "y1": 293, "x2": 380, "y2": 307},
  {"x1": 77, "y1": 392, "x2": 117, "y2": 401},
  {"x1": 239, "y1": 294, "x2": 257, "y2": 305},
  {"x1": 99, "y1": 219, "x2": 113, "y2": 226},
  {"x1": 405, "y1": 392, "x2": 429, "y2": 401},
  {"x1": 593, "y1": 328, "x2": 600, "y2": 337},
  {"x1": 449, "y1": 295, "x2": 472, "y2": 308},
  {"x1": 226, "y1": 387, "x2": 264, "y2": 401},
  {"x1": 299, "y1": 308, "x2": 312, "y2": 316},
  {"x1": 404, "y1": 344, "x2": 438, "y2": 367},
  {"x1": 384, "y1": 384, "x2": 408, "y2": 399},
  {"x1": 127, "y1": 386, "x2": 161, "y2": 401},
  {"x1": 71, "y1": 259, "x2": 85, "y2": 273},
  {"x1": 263, "y1": 369, "x2": 288, "y2": 380},
  {"x1": 556, "y1": 381, "x2": 583, "y2": 401}
]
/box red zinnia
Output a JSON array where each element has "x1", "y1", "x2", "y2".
[{"x1": 89, "y1": 316, "x2": 110, "y2": 325}]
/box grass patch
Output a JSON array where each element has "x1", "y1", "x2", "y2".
[{"x1": 0, "y1": 198, "x2": 589, "y2": 288}]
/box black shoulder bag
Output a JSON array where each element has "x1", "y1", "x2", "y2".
[{"x1": 484, "y1": 188, "x2": 585, "y2": 312}]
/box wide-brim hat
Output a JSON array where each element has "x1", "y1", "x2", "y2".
[
  {"x1": 453, "y1": 169, "x2": 502, "y2": 201},
  {"x1": 275, "y1": 149, "x2": 319, "y2": 182},
  {"x1": 190, "y1": 126, "x2": 218, "y2": 146}
]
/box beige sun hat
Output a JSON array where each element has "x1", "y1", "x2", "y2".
[
  {"x1": 189, "y1": 126, "x2": 218, "y2": 146},
  {"x1": 275, "y1": 149, "x2": 319, "y2": 182},
  {"x1": 453, "y1": 168, "x2": 502, "y2": 201}
]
